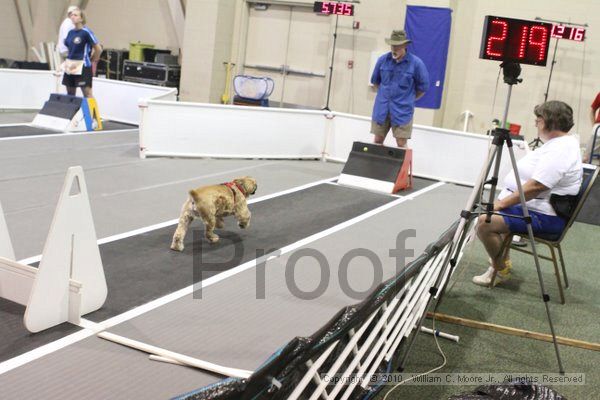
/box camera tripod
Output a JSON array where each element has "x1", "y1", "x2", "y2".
[{"x1": 397, "y1": 62, "x2": 565, "y2": 374}]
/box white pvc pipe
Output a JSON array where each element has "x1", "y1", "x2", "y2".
[
  {"x1": 98, "y1": 331, "x2": 252, "y2": 379},
  {"x1": 462, "y1": 110, "x2": 473, "y2": 132},
  {"x1": 286, "y1": 342, "x2": 338, "y2": 400},
  {"x1": 309, "y1": 312, "x2": 377, "y2": 400},
  {"x1": 420, "y1": 327, "x2": 460, "y2": 343},
  {"x1": 305, "y1": 360, "x2": 331, "y2": 400},
  {"x1": 149, "y1": 354, "x2": 187, "y2": 366},
  {"x1": 357, "y1": 259, "x2": 440, "y2": 390},
  {"x1": 384, "y1": 252, "x2": 449, "y2": 362}
]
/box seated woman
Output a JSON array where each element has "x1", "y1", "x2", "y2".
[{"x1": 473, "y1": 101, "x2": 583, "y2": 286}]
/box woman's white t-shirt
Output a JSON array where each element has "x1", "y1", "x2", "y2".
[{"x1": 498, "y1": 135, "x2": 582, "y2": 216}]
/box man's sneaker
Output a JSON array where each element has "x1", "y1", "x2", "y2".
[{"x1": 472, "y1": 265, "x2": 511, "y2": 287}]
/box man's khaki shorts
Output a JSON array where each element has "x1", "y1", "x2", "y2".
[{"x1": 371, "y1": 115, "x2": 413, "y2": 139}]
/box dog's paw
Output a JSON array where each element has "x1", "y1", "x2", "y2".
[
  {"x1": 171, "y1": 242, "x2": 184, "y2": 252},
  {"x1": 238, "y1": 221, "x2": 250, "y2": 229},
  {"x1": 207, "y1": 234, "x2": 220, "y2": 244}
]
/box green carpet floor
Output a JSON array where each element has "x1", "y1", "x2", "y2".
[{"x1": 377, "y1": 222, "x2": 600, "y2": 399}]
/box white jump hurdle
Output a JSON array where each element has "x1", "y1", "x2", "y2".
[
  {"x1": 0, "y1": 166, "x2": 107, "y2": 332},
  {"x1": 0, "y1": 200, "x2": 14, "y2": 261}
]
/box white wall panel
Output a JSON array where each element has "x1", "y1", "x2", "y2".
[
  {"x1": 0, "y1": 69, "x2": 59, "y2": 109},
  {"x1": 140, "y1": 102, "x2": 327, "y2": 158},
  {"x1": 93, "y1": 79, "x2": 177, "y2": 124},
  {"x1": 0, "y1": 70, "x2": 175, "y2": 125},
  {"x1": 139, "y1": 101, "x2": 527, "y2": 186},
  {"x1": 326, "y1": 111, "x2": 527, "y2": 186}
]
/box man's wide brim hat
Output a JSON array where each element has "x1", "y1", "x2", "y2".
[{"x1": 385, "y1": 30, "x2": 412, "y2": 46}]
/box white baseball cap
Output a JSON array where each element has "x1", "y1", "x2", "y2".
[{"x1": 67, "y1": 6, "x2": 79, "y2": 15}]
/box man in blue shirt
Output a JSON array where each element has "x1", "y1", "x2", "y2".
[
  {"x1": 371, "y1": 30, "x2": 429, "y2": 148},
  {"x1": 62, "y1": 9, "x2": 101, "y2": 97}
]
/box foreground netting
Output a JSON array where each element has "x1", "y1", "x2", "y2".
[{"x1": 173, "y1": 221, "x2": 461, "y2": 400}]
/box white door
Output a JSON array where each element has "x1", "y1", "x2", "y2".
[{"x1": 244, "y1": 4, "x2": 331, "y2": 108}]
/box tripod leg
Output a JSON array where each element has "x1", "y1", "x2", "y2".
[{"x1": 504, "y1": 139, "x2": 565, "y2": 373}]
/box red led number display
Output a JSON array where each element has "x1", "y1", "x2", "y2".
[
  {"x1": 551, "y1": 25, "x2": 586, "y2": 41},
  {"x1": 313, "y1": 1, "x2": 354, "y2": 16},
  {"x1": 479, "y1": 16, "x2": 552, "y2": 66}
]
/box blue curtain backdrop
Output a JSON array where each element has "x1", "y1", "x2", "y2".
[{"x1": 405, "y1": 5, "x2": 452, "y2": 109}]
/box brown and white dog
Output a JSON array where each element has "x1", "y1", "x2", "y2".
[{"x1": 170, "y1": 177, "x2": 257, "y2": 251}]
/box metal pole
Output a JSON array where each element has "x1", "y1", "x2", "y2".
[
  {"x1": 530, "y1": 39, "x2": 559, "y2": 150},
  {"x1": 504, "y1": 131, "x2": 565, "y2": 374},
  {"x1": 323, "y1": 15, "x2": 339, "y2": 111},
  {"x1": 544, "y1": 38, "x2": 560, "y2": 103},
  {"x1": 590, "y1": 124, "x2": 600, "y2": 163},
  {"x1": 279, "y1": 7, "x2": 294, "y2": 108},
  {"x1": 501, "y1": 84, "x2": 513, "y2": 128}
]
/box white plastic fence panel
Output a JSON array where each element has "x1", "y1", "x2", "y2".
[
  {"x1": 410, "y1": 125, "x2": 528, "y2": 186},
  {"x1": 93, "y1": 78, "x2": 177, "y2": 125},
  {"x1": 323, "y1": 112, "x2": 372, "y2": 161},
  {"x1": 141, "y1": 101, "x2": 327, "y2": 159},
  {"x1": 326, "y1": 113, "x2": 527, "y2": 186},
  {"x1": 0, "y1": 69, "x2": 59, "y2": 109}
]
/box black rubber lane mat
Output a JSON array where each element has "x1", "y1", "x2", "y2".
[
  {"x1": 0, "y1": 180, "x2": 439, "y2": 363},
  {"x1": 397, "y1": 176, "x2": 438, "y2": 196},
  {"x1": 100, "y1": 121, "x2": 138, "y2": 131},
  {"x1": 0, "y1": 121, "x2": 137, "y2": 138},
  {"x1": 0, "y1": 298, "x2": 81, "y2": 363},
  {"x1": 0, "y1": 125, "x2": 60, "y2": 138},
  {"x1": 86, "y1": 183, "x2": 401, "y2": 322}
]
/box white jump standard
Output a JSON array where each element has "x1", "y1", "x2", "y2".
[{"x1": 0, "y1": 166, "x2": 107, "y2": 333}]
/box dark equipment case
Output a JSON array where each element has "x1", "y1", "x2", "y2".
[
  {"x1": 96, "y1": 49, "x2": 129, "y2": 80},
  {"x1": 122, "y1": 60, "x2": 180, "y2": 87}
]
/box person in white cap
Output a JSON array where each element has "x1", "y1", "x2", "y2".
[{"x1": 57, "y1": 6, "x2": 80, "y2": 59}]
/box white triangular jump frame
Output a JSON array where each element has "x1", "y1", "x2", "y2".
[
  {"x1": 0, "y1": 200, "x2": 15, "y2": 261},
  {"x1": 0, "y1": 166, "x2": 107, "y2": 332}
]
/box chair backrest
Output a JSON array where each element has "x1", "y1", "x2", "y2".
[{"x1": 558, "y1": 164, "x2": 599, "y2": 241}]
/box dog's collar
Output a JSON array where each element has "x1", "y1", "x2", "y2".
[{"x1": 223, "y1": 181, "x2": 246, "y2": 197}]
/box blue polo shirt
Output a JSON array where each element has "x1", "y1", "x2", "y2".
[
  {"x1": 64, "y1": 27, "x2": 98, "y2": 67},
  {"x1": 371, "y1": 52, "x2": 429, "y2": 126}
]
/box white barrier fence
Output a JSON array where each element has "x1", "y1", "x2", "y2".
[
  {"x1": 94, "y1": 78, "x2": 176, "y2": 125},
  {"x1": 139, "y1": 100, "x2": 326, "y2": 159},
  {"x1": 0, "y1": 69, "x2": 176, "y2": 124},
  {"x1": 0, "y1": 69, "x2": 60, "y2": 109},
  {"x1": 289, "y1": 245, "x2": 453, "y2": 400},
  {"x1": 140, "y1": 100, "x2": 528, "y2": 186}
]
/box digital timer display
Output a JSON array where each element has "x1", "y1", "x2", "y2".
[
  {"x1": 313, "y1": 1, "x2": 354, "y2": 16},
  {"x1": 479, "y1": 16, "x2": 552, "y2": 66},
  {"x1": 551, "y1": 25, "x2": 586, "y2": 41}
]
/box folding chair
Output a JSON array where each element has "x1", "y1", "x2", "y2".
[
  {"x1": 491, "y1": 164, "x2": 599, "y2": 304},
  {"x1": 589, "y1": 124, "x2": 600, "y2": 163}
]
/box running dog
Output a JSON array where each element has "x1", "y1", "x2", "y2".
[{"x1": 170, "y1": 177, "x2": 257, "y2": 251}]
